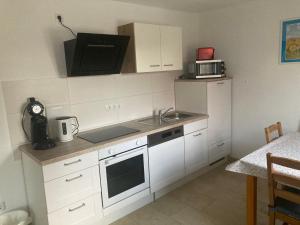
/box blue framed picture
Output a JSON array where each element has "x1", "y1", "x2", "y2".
[{"x1": 281, "y1": 18, "x2": 300, "y2": 63}]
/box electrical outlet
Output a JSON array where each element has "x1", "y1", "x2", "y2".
[{"x1": 0, "y1": 201, "x2": 6, "y2": 212}]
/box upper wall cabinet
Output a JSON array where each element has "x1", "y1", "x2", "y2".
[
  {"x1": 118, "y1": 23, "x2": 183, "y2": 73},
  {"x1": 160, "y1": 26, "x2": 183, "y2": 71},
  {"x1": 133, "y1": 23, "x2": 162, "y2": 72}
]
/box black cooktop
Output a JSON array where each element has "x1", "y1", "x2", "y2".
[{"x1": 78, "y1": 126, "x2": 140, "y2": 143}]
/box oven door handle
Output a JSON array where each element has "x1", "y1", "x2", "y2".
[{"x1": 101, "y1": 146, "x2": 147, "y2": 166}]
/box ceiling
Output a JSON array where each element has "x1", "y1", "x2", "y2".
[{"x1": 112, "y1": 0, "x2": 253, "y2": 13}]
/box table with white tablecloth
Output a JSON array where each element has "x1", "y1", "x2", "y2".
[{"x1": 226, "y1": 133, "x2": 300, "y2": 225}]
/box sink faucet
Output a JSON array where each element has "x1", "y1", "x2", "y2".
[{"x1": 159, "y1": 107, "x2": 174, "y2": 120}]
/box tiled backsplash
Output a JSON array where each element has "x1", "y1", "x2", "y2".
[{"x1": 1, "y1": 72, "x2": 178, "y2": 154}]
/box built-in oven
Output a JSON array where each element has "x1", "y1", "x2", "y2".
[{"x1": 99, "y1": 137, "x2": 149, "y2": 208}]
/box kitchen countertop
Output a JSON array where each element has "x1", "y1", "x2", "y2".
[
  {"x1": 19, "y1": 112, "x2": 208, "y2": 166},
  {"x1": 175, "y1": 77, "x2": 231, "y2": 83}
]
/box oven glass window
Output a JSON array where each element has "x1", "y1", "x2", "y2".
[{"x1": 106, "y1": 154, "x2": 145, "y2": 198}]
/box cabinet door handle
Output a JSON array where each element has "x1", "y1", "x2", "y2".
[
  {"x1": 164, "y1": 64, "x2": 173, "y2": 67},
  {"x1": 150, "y1": 65, "x2": 160, "y2": 67},
  {"x1": 217, "y1": 143, "x2": 225, "y2": 147},
  {"x1": 64, "y1": 159, "x2": 82, "y2": 166},
  {"x1": 68, "y1": 203, "x2": 86, "y2": 212},
  {"x1": 65, "y1": 174, "x2": 83, "y2": 182},
  {"x1": 217, "y1": 82, "x2": 224, "y2": 85},
  {"x1": 193, "y1": 132, "x2": 202, "y2": 137}
]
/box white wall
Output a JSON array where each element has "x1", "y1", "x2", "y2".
[
  {"x1": 0, "y1": 83, "x2": 27, "y2": 213},
  {"x1": 0, "y1": 0, "x2": 200, "y2": 212},
  {"x1": 198, "y1": 0, "x2": 300, "y2": 158}
]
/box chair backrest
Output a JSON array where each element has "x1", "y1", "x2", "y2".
[
  {"x1": 265, "y1": 122, "x2": 283, "y2": 144},
  {"x1": 267, "y1": 153, "x2": 300, "y2": 207}
]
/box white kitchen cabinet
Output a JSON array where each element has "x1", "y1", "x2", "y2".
[
  {"x1": 160, "y1": 26, "x2": 183, "y2": 71},
  {"x1": 184, "y1": 119, "x2": 208, "y2": 135},
  {"x1": 207, "y1": 80, "x2": 231, "y2": 144},
  {"x1": 44, "y1": 166, "x2": 101, "y2": 213},
  {"x1": 185, "y1": 129, "x2": 208, "y2": 175},
  {"x1": 175, "y1": 79, "x2": 231, "y2": 163},
  {"x1": 43, "y1": 151, "x2": 98, "y2": 182},
  {"x1": 48, "y1": 194, "x2": 102, "y2": 225},
  {"x1": 22, "y1": 153, "x2": 103, "y2": 225},
  {"x1": 209, "y1": 139, "x2": 231, "y2": 164},
  {"x1": 118, "y1": 23, "x2": 182, "y2": 73},
  {"x1": 133, "y1": 23, "x2": 162, "y2": 72},
  {"x1": 148, "y1": 137, "x2": 185, "y2": 192}
]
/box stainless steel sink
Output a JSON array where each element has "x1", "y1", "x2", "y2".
[
  {"x1": 163, "y1": 112, "x2": 192, "y2": 121},
  {"x1": 137, "y1": 112, "x2": 192, "y2": 126},
  {"x1": 137, "y1": 117, "x2": 169, "y2": 126}
]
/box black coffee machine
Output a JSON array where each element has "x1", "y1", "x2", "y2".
[{"x1": 22, "y1": 97, "x2": 56, "y2": 150}]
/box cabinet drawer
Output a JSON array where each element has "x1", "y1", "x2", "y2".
[
  {"x1": 45, "y1": 166, "x2": 101, "y2": 213},
  {"x1": 184, "y1": 119, "x2": 208, "y2": 135},
  {"x1": 48, "y1": 194, "x2": 102, "y2": 225},
  {"x1": 209, "y1": 139, "x2": 231, "y2": 164},
  {"x1": 43, "y1": 151, "x2": 98, "y2": 182}
]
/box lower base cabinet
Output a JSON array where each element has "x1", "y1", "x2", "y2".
[
  {"x1": 48, "y1": 194, "x2": 103, "y2": 225},
  {"x1": 209, "y1": 139, "x2": 231, "y2": 164},
  {"x1": 185, "y1": 129, "x2": 208, "y2": 175},
  {"x1": 23, "y1": 118, "x2": 227, "y2": 225},
  {"x1": 148, "y1": 137, "x2": 185, "y2": 193},
  {"x1": 45, "y1": 166, "x2": 101, "y2": 213}
]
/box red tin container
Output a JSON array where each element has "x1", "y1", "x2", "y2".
[{"x1": 197, "y1": 47, "x2": 215, "y2": 60}]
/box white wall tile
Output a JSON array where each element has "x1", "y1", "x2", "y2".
[
  {"x1": 6, "y1": 114, "x2": 28, "y2": 148},
  {"x1": 6, "y1": 113, "x2": 29, "y2": 160},
  {"x1": 46, "y1": 104, "x2": 72, "y2": 138},
  {"x1": 67, "y1": 76, "x2": 116, "y2": 104},
  {"x1": 151, "y1": 72, "x2": 175, "y2": 93},
  {"x1": 118, "y1": 95, "x2": 153, "y2": 122},
  {"x1": 2, "y1": 78, "x2": 69, "y2": 114},
  {"x1": 152, "y1": 91, "x2": 175, "y2": 113},
  {"x1": 114, "y1": 74, "x2": 153, "y2": 97},
  {"x1": 71, "y1": 100, "x2": 118, "y2": 131}
]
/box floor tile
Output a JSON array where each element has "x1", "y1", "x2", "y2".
[
  {"x1": 171, "y1": 206, "x2": 214, "y2": 225},
  {"x1": 150, "y1": 195, "x2": 186, "y2": 216},
  {"x1": 111, "y1": 163, "x2": 271, "y2": 225},
  {"x1": 130, "y1": 205, "x2": 183, "y2": 225}
]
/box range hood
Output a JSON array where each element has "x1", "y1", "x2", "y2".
[{"x1": 64, "y1": 33, "x2": 130, "y2": 76}]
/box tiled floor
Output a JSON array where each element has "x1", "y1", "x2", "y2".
[{"x1": 111, "y1": 164, "x2": 272, "y2": 225}]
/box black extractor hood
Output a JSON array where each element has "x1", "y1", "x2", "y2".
[{"x1": 64, "y1": 33, "x2": 130, "y2": 76}]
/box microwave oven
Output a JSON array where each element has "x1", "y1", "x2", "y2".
[{"x1": 188, "y1": 60, "x2": 225, "y2": 79}]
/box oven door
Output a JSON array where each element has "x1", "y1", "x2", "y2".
[{"x1": 99, "y1": 146, "x2": 149, "y2": 208}]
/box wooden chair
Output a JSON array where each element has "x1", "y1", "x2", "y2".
[
  {"x1": 267, "y1": 153, "x2": 300, "y2": 225},
  {"x1": 265, "y1": 122, "x2": 283, "y2": 143}
]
